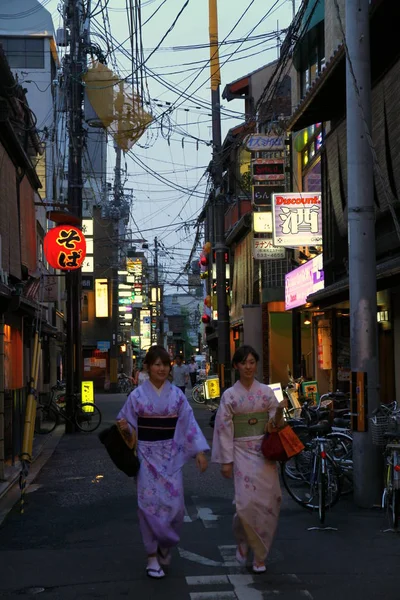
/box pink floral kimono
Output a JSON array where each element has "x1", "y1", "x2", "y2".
[
  {"x1": 118, "y1": 380, "x2": 209, "y2": 554},
  {"x1": 212, "y1": 380, "x2": 282, "y2": 562}
]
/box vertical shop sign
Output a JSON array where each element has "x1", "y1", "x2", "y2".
[{"x1": 317, "y1": 319, "x2": 332, "y2": 370}]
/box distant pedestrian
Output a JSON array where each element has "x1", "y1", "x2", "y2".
[
  {"x1": 137, "y1": 364, "x2": 149, "y2": 386},
  {"x1": 188, "y1": 357, "x2": 197, "y2": 387},
  {"x1": 212, "y1": 345, "x2": 284, "y2": 573},
  {"x1": 117, "y1": 346, "x2": 209, "y2": 579},
  {"x1": 172, "y1": 354, "x2": 188, "y2": 395}
]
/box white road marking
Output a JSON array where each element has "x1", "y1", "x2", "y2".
[
  {"x1": 25, "y1": 484, "x2": 42, "y2": 494},
  {"x1": 178, "y1": 547, "x2": 223, "y2": 567},
  {"x1": 234, "y1": 588, "x2": 265, "y2": 599},
  {"x1": 189, "y1": 594, "x2": 236, "y2": 600},
  {"x1": 186, "y1": 575, "x2": 229, "y2": 586},
  {"x1": 219, "y1": 544, "x2": 243, "y2": 567},
  {"x1": 186, "y1": 569, "x2": 314, "y2": 599},
  {"x1": 197, "y1": 506, "x2": 219, "y2": 527},
  {"x1": 184, "y1": 507, "x2": 193, "y2": 522},
  {"x1": 229, "y1": 574, "x2": 265, "y2": 599},
  {"x1": 300, "y1": 591, "x2": 314, "y2": 598},
  {"x1": 228, "y1": 574, "x2": 255, "y2": 586},
  {"x1": 192, "y1": 496, "x2": 219, "y2": 528}
]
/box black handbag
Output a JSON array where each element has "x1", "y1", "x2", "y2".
[{"x1": 98, "y1": 423, "x2": 140, "y2": 477}]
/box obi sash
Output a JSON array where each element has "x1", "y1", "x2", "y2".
[
  {"x1": 232, "y1": 411, "x2": 269, "y2": 439},
  {"x1": 137, "y1": 415, "x2": 178, "y2": 441}
]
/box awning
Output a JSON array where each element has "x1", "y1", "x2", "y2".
[
  {"x1": 307, "y1": 255, "x2": 400, "y2": 308},
  {"x1": 300, "y1": 0, "x2": 324, "y2": 34}
]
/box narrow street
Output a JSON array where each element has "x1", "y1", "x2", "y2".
[{"x1": 0, "y1": 394, "x2": 399, "y2": 600}]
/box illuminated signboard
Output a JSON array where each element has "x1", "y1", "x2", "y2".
[
  {"x1": 252, "y1": 159, "x2": 285, "y2": 181},
  {"x1": 253, "y1": 212, "x2": 273, "y2": 233},
  {"x1": 44, "y1": 225, "x2": 86, "y2": 270},
  {"x1": 140, "y1": 309, "x2": 151, "y2": 350},
  {"x1": 245, "y1": 134, "x2": 285, "y2": 151},
  {"x1": 272, "y1": 192, "x2": 323, "y2": 247},
  {"x1": 285, "y1": 254, "x2": 324, "y2": 310},
  {"x1": 95, "y1": 278, "x2": 109, "y2": 317}
]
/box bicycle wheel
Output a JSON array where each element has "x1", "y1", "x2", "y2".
[
  {"x1": 282, "y1": 452, "x2": 341, "y2": 511},
  {"x1": 327, "y1": 433, "x2": 353, "y2": 496},
  {"x1": 35, "y1": 405, "x2": 58, "y2": 434},
  {"x1": 387, "y1": 452, "x2": 400, "y2": 529},
  {"x1": 391, "y1": 488, "x2": 399, "y2": 529},
  {"x1": 318, "y1": 468, "x2": 326, "y2": 524},
  {"x1": 192, "y1": 384, "x2": 206, "y2": 404},
  {"x1": 74, "y1": 403, "x2": 102, "y2": 432}
]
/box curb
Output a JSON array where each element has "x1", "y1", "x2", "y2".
[{"x1": 0, "y1": 426, "x2": 64, "y2": 525}]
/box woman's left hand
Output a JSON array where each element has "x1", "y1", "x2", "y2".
[{"x1": 196, "y1": 452, "x2": 208, "y2": 473}]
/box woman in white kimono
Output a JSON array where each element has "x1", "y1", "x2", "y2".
[
  {"x1": 118, "y1": 345, "x2": 209, "y2": 579},
  {"x1": 212, "y1": 345, "x2": 284, "y2": 573}
]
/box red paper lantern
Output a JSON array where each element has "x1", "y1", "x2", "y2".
[
  {"x1": 204, "y1": 295, "x2": 212, "y2": 308},
  {"x1": 44, "y1": 225, "x2": 86, "y2": 271},
  {"x1": 201, "y1": 314, "x2": 211, "y2": 324},
  {"x1": 200, "y1": 255, "x2": 208, "y2": 266}
]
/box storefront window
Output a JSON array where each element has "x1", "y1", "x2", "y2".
[{"x1": 303, "y1": 158, "x2": 321, "y2": 192}]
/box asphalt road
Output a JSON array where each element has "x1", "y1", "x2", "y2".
[{"x1": 0, "y1": 393, "x2": 399, "y2": 599}]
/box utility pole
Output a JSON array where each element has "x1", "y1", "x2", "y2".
[
  {"x1": 209, "y1": 0, "x2": 231, "y2": 389},
  {"x1": 110, "y1": 142, "x2": 122, "y2": 392},
  {"x1": 65, "y1": 0, "x2": 84, "y2": 432},
  {"x1": 154, "y1": 236, "x2": 161, "y2": 345},
  {"x1": 346, "y1": 0, "x2": 381, "y2": 507}
]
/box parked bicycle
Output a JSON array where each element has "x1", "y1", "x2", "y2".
[
  {"x1": 370, "y1": 402, "x2": 400, "y2": 529},
  {"x1": 281, "y1": 420, "x2": 342, "y2": 524},
  {"x1": 192, "y1": 378, "x2": 206, "y2": 404},
  {"x1": 286, "y1": 396, "x2": 353, "y2": 496},
  {"x1": 35, "y1": 387, "x2": 102, "y2": 434},
  {"x1": 117, "y1": 373, "x2": 134, "y2": 394}
]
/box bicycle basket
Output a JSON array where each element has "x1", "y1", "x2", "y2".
[{"x1": 370, "y1": 415, "x2": 390, "y2": 446}]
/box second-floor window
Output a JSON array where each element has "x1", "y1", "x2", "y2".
[
  {"x1": 298, "y1": 21, "x2": 325, "y2": 99},
  {"x1": 0, "y1": 37, "x2": 45, "y2": 69}
]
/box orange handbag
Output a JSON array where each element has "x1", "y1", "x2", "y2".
[
  {"x1": 261, "y1": 425, "x2": 304, "y2": 462},
  {"x1": 278, "y1": 425, "x2": 305, "y2": 458}
]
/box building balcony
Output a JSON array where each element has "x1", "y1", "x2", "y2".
[{"x1": 224, "y1": 197, "x2": 252, "y2": 234}]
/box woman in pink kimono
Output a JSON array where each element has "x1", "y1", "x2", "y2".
[
  {"x1": 118, "y1": 345, "x2": 209, "y2": 579},
  {"x1": 212, "y1": 345, "x2": 284, "y2": 573}
]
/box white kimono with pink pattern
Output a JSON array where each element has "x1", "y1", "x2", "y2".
[{"x1": 212, "y1": 380, "x2": 282, "y2": 562}]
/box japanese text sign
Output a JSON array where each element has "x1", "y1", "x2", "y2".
[
  {"x1": 272, "y1": 192, "x2": 322, "y2": 247},
  {"x1": 252, "y1": 185, "x2": 285, "y2": 207},
  {"x1": 253, "y1": 239, "x2": 286, "y2": 260},
  {"x1": 44, "y1": 225, "x2": 86, "y2": 270},
  {"x1": 81, "y1": 381, "x2": 94, "y2": 412},
  {"x1": 253, "y1": 212, "x2": 273, "y2": 233},
  {"x1": 252, "y1": 159, "x2": 285, "y2": 181},
  {"x1": 245, "y1": 134, "x2": 285, "y2": 151},
  {"x1": 285, "y1": 254, "x2": 324, "y2": 310}
]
